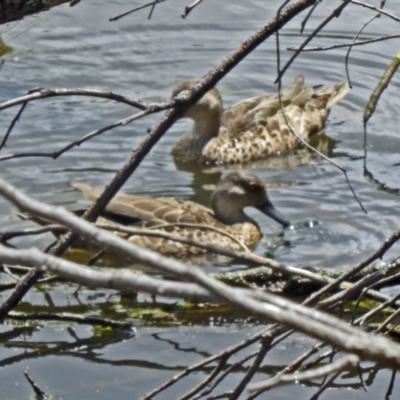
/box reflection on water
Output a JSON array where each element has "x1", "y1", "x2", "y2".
[{"x1": 1, "y1": 0, "x2": 400, "y2": 398}]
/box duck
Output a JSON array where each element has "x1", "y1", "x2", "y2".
[
  {"x1": 171, "y1": 75, "x2": 349, "y2": 164},
  {"x1": 21, "y1": 172, "x2": 289, "y2": 258}
]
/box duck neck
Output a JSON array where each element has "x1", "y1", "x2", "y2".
[
  {"x1": 212, "y1": 200, "x2": 252, "y2": 225},
  {"x1": 190, "y1": 109, "x2": 221, "y2": 142}
]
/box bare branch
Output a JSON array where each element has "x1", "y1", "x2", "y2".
[
  {"x1": 0, "y1": 101, "x2": 27, "y2": 151},
  {"x1": 287, "y1": 34, "x2": 400, "y2": 52},
  {"x1": 345, "y1": 14, "x2": 380, "y2": 88},
  {"x1": 303, "y1": 228, "x2": 400, "y2": 306},
  {"x1": 248, "y1": 354, "x2": 359, "y2": 393},
  {"x1": 0, "y1": 88, "x2": 152, "y2": 112},
  {"x1": 182, "y1": 0, "x2": 203, "y2": 19},
  {"x1": 350, "y1": 0, "x2": 400, "y2": 23},
  {"x1": 109, "y1": 0, "x2": 166, "y2": 22}
]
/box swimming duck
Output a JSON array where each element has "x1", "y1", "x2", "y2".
[
  {"x1": 171, "y1": 76, "x2": 349, "y2": 164},
  {"x1": 25, "y1": 172, "x2": 288, "y2": 257}
]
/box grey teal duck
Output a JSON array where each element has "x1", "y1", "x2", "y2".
[
  {"x1": 171, "y1": 75, "x2": 349, "y2": 164},
  {"x1": 25, "y1": 172, "x2": 289, "y2": 257}
]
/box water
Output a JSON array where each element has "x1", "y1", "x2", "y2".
[{"x1": 1, "y1": 1, "x2": 400, "y2": 398}]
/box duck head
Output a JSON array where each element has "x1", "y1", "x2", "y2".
[{"x1": 211, "y1": 171, "x2": 290, "y2": 227}]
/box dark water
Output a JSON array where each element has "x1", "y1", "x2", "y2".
[{"x1": 1, "y1": 1, "x2": 400, "y2": 398}]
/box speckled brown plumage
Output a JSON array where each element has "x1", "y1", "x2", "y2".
[{"x1": 171, "y1": 76, "x2": 349, "y2": 164}]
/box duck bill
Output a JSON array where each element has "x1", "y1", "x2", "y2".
[{"x1": 257, "y1": 200, "x2": 290, "y2": 228}]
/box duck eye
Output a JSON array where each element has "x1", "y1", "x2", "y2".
[{"x1": 249, "y1": 184, "x2": 259, "y2": 192}]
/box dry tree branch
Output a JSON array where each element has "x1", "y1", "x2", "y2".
[
  {"x1": 367, "y1": 270, "x2": 400, "y2": 290},
  {"x1": 182, "y1": 0, "x2": 203, "y2": 19},
  {"x1": 259, "y1": 342, "x2": 326, "y2": 389},
  {"x1": 0, "y1": 245, "x2": 216, "y2": 303},
  {"x1": 1, "y1": 101, "x2": 28, "y2": 151},
  {"x1": 0, "y1": 87, "x2": 152, "y2": 112},
  {"x1": 356, "y1": 293, "x2": 400, "y2": 327},
  {"x1": 97, "y1": 221, "x2": 250, "y2": 253},
  {"x1": 385, "y1": 370, "x2": 397, "y2": 400},
  {"x1": 318, "y1": 257, "x2": 400, "y2": 310},
  {"x1": 144, "y1": 325, "x2": 279, "y2": 400},
  {"x1": 258, "y1": 248, "x2": 400, "y2": 391},
  {"x1": 376, "y1": 304, "x2": 400, "y2": 334},
  {"x1": 349, "y1": 0, "x2": 400, "y2": 23},
  {"x1": 177, "y1": 354, "x2": 230, "y2": 400},
  {"x1": 109, "y1": 0, "x2": 166, "y2": 22},
  {"x1": 0, "y1": 225, "x2": 62, "y2": 241},
  {"x1": 300, "y1": 0, "x2": 321, "y2": 32},
  {"x1": 8, "y1": 310, "x2": 134, "y2": 330},
  {"x1": 23, "y1": 371, "x2": 48, "y2": 399},
  {"x1": 345, "y1": 14, "x2": 380, "y2": 88},
  {"x1": 363, "y1": 52, "x2": 400, "y2": 126},
  {"x1": 287, "y1": 34, "x2": 400, "y2": 52},
  {"x1": 181, "y1": 330, "x2": 292, "y2": 400},
  {"x1": 363, "y1": 51, "x2": 400, "y2": 177},
  {"x1": 344, "y1": 0, "x2": 388, "y2": 88},
  {"x1": 228, "y1": 332, "x2": 274, "y2": 400},
  {"x1": 191, "y1": 352, "x2": 259, "y2": 400},
  {"x1": 149, "y1": 259, "x2": 397, "y2": 400},
  {"x1": 248, "y1": 354, "x2": 359, "y2": 393},
  {"x1": 303, "y1": 228, "x2": 400, "y2": 306},
  {"x1": 309, "y1": 369, "x2": 343, "y2": 399},
  {"x1": 147, "y1": 329, "x2": 291, "y2": 400}
]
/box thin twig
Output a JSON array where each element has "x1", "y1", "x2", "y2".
[
  {"x1": 109, "y1": 0, "x2": 166, "y2": 22},
  {"x1": 182, "y1": 0, "x2": 203, "y2": 19},
  {"x1": 304, "y1": 228, "x2": 400, "y2": 306},
  {"x1": 287, "y1": 34, "x2": 400, "y2": 52},
  {"x1": 345, "y1": 14, "x2": 380, "y2": 88},
  {"x1": 177, "y1": 355, "x2": 229, "y2": 400},
  {"x1": 385, "y1": 370, "x2": 397, "y2": 400},
  {"x1": 8, "y1": 311, "x2": 135, "y2": 330},
  {"x1": 275, "y1": 0, "x2": 352, "y2": 83},
  {"x1": 248, "y1": 354, "x2": 359, "y2": 393},
  {"x1": 0, "y1": 225, "x2": 63, "y2": 241},
  {"x1": 230, "y1": 332, "x2": 273, "y2": 400},
  {"x1": 356, "y1": 293, "x2": 400, "y2": 326},
  {"x1": 0, "y1": 101, "x2": 27, "y2": 151},
  {"x1": 0, "y1": 87, "x2": 153, "y2": 112},
  {"x1": 100, "y1": 221, "x2": 250, "y2": 253},
  {"x1": 350, "y1": 0, "x2": 400, "y2": 23},
  {"x1": 300, "y1": 0, "x2": 321, "y2": 33},
  {"x1": 23, "y1": 371, "x2": 48, "y2": 399},
  {"x1": 309, "y1": 369, "x2": 343, "y2": 400},
  {"x1": 148, "y1": 0, "x2": 163, "y2": 19}
]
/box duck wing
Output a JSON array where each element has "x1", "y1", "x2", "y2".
[
  {"x1": 69, "y1": 182, "x2": 218, "y2": 227},
  {"x1": 203, "y1": 76, "x2": 348, "y2": 163}
]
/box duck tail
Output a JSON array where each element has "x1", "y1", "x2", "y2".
[
  {"x1": 316, "y1": 80, "x2": 350, "y2": 110},
  {"x1": 69, "y1": 181, "x2": 104, "y2": 202}
]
